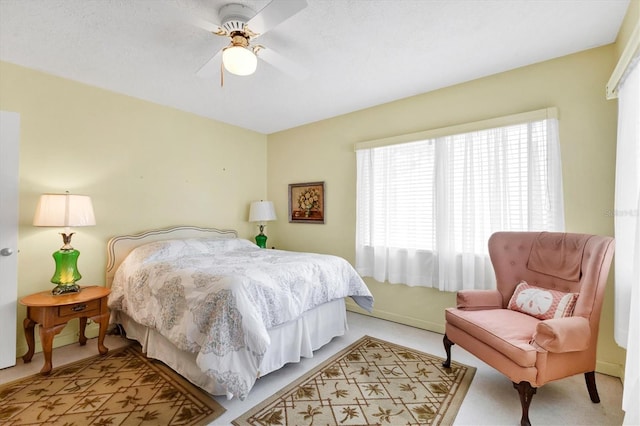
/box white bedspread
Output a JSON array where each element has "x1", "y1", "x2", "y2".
[{"x1": 108, "y1": 238, "x2": 373, "y2": 399}]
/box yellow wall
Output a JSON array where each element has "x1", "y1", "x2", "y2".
[
  {"x1": 266, "y1": 44, "x2": 626, "y2": 377},
  {"x1": 0, "y1": 61, "x2": 267, "y2": 356}
]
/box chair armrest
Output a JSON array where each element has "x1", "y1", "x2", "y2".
[
  {"x1": 456, "y1": 290, "x2": 503, "y2": 310},
  {"x1": 532, "y1": 317, "x2": 591, "y2": 353}
]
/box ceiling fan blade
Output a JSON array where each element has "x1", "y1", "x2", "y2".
[
  {"x1": 247, "y1": 0, "x2": 308, "y2": 36},
  {"x1": 196, "y1": 51, "x2": 222, "y2": 79},
  {"x1": 258, "y1": 46, "x2": 309, "y2": 80}
]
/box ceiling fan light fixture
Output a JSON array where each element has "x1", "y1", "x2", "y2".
[{"x1": 222, "y1": 45, "x2": 258, "y2": 76}]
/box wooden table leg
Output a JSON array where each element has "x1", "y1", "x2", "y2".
[
  {"x1": 38, "y1": 324, "x2": 66, "y2": 375},
  {"x1": 78, "y1": 317, "x2": 88, "y2": 346},
  {"x1": 22, "y1": 317, "x2": 36, "y2": 363},
  {"x1": 96, "y1": 313, "x2": 109, "y2": 355}
]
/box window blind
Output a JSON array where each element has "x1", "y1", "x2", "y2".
[{"x1": 355, "y1": 111, "x2": 564, "y2": 291}]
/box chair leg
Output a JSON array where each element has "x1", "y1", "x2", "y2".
[
  {"x1": 513, "y1": 381, "x2": 536, "y2": 426},
  {"x1": 442, "y1": 334, "x2": 454, "y2": 368},
  {"x1": 584, "y1": 371, "x2": 600, "y2": 403}
]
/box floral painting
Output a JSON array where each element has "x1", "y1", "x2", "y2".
[{"x1": 288, "y1": 182, "x2": 325, "y2": 223}]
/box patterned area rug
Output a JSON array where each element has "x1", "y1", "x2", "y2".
[
  {"x1": 234, "y1": 335, "x2": 475, "y2": 425},
  {"x1": 0, "y1": 344, "x2": 224, "y2": 425}
]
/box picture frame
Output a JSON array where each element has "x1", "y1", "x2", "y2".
[{"x1": 288, "y1": 181, "x2": 325, "y2": 223}]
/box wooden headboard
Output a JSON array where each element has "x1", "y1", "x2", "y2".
[{"x1": 105, "y1": 226, "x2": 238, "y2": 288}]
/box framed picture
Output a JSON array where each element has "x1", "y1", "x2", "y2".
[{"x1": 288, "y1": 182, "x2": 325, "y2": 223}]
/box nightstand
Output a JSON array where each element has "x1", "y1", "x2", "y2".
[{"x1": 20, "y1": 285, "x2": 110, "y2": 375}]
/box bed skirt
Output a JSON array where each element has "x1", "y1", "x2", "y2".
[{"x1": 111, "y1": 298, "x2": 348, "y2": 397}]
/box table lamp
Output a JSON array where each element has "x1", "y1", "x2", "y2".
[
  {"x1": 249, "y1": 200, "x2": 276, "y2": 248},
  {"x1": 33, "y1": 192, "x2": 96, "y2": 295}
]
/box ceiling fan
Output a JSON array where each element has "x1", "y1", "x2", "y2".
[{"x1": 193, "y1": 1, "x2": 308, "y2": 84}]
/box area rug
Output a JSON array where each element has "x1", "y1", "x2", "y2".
[
  {"x1": 0, "y1": 344, "x2": 225, "y2": 425},
  {"x1": 233, "y1": 335, "x2": 475, "y2": 425}
]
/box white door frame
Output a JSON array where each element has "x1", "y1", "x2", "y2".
[{"x1": 0, "y1": 111, "x2": 20, "y2": 369}]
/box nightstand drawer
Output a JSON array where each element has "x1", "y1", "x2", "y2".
[{"x1": 58, "y1": 299, "x2": 100, "y2": 317}]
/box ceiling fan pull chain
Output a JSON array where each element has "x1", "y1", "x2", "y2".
[{"x1": 220, "y1": 61, "x2": 224, "y2": 87}]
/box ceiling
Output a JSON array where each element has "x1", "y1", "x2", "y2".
[{"x1": 0, "y1": 0, "x2": 630, "y2": 134}]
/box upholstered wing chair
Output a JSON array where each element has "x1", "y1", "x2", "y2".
[{"x1": 443, "y1": 232, "x2": 615, "y2": 426}]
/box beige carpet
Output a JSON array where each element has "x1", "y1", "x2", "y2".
[
  {"x1": 0, "y1": 344, "x2": 224, "y2": 425},
  {"x1": 234, "y1": 335, "x2": 475, "y2": 425}
]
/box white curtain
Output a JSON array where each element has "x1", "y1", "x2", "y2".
[
  {"x1": 614, "y1": 55, "x2": 640, "y2": 425},
  {"x1": 356, "y1": 118, "x2": 564, "y2": 291}
]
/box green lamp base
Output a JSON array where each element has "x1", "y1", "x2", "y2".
[
  {"x1": 50, "y1": 249, "x2": 82, "y2": 295},
  {"x1": 255, "y1": 233, "x2": 268, "y2": 249}
]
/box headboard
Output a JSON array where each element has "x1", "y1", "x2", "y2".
[{"x1": 105, "y1": 225, "x2": 238, "y2": 288}]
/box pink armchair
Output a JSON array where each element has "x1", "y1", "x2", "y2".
[{"x1": 443, "y1": 232, "x2": 615, "y2": 426}]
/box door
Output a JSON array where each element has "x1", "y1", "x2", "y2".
[{"x1": 0, "y1": 111, "x2": 20, "y2": 369}]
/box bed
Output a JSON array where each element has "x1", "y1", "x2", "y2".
[{"x1": 105, "y1": 226, "x2": 373, "y2": 400}]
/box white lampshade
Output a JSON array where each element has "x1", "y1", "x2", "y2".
[
  {"x1": 222, "y1": 46, "x2": 258, "y2": 76},
  {"x1": 249, "y1": 200, "x2": 277, "y2": 223},
  {"x1": 33, "y1": 193, "x2": 96, "y2": 227}
]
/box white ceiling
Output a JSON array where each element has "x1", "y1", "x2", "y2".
[{"x1": 0, "y1": 0, "x2": 630, "y2": 134}]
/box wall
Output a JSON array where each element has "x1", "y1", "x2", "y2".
[
  {"x1": 267, "y1": 45, "x2": 626, "y2": 377},
  {"x1": 0, "y1": 61, "x2": 267, "y2": 356}
]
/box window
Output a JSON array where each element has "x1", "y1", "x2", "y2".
[{"x1": 355, "y1": 108, "x2": 564, "y2": 291}]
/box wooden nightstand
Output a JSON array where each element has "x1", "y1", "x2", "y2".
[{"x1": 20, "y1": 285, "x2": 110, "y2": 375}]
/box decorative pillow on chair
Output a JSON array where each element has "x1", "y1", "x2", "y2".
[{"x1": 508, "y1": 281, "x2": 578, "y2": 320}]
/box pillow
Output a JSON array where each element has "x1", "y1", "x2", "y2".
[{"x1": 508, "y1": 281, "x2": 578, "y2": 320}]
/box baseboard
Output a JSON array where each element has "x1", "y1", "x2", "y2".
[
  {"x1": 346, "y1": 300, "x2": 445, "y2": 334},
  {"x1": 15, "y1": 322, "x2": 100, "y2": 359},
  {"x1": 596, "y1": 359, "x2": 625, "y2": 380}
]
